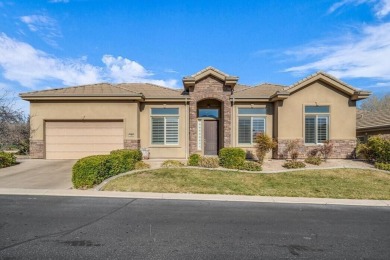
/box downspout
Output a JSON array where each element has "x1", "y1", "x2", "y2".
[{"x1": 185, "y1": 97, "x2": 188, "y2": 160}]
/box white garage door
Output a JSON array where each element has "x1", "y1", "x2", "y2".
[{"x1": 45, "y1": 121, "x2": 124, "y2": 159}]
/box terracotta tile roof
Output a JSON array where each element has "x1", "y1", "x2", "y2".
[
  {"x1": 234, "y1": 84, "x2": 250, "y2": 92},
  {"x1": 232, "y1": 83, "x2": 286, "y2": 98},
  {"x1": 118, "y1": 83, "x2": 183, "y2": 98},
  {"x1": 20, "y1": 83, "x2": 139, "y2": 96},
  {"x1": 356, "y1": 109, "x2": 390, "y2": 129},
  {"x1": 20, "y1": 83, "x2": 183, "y2": 98}
]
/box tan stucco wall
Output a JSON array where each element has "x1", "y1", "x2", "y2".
[
  {"x1": 30, "y1": 101, "x2": 140, "y2": 142},
  {"x1": 231, "y1": 102, "x2": 274, "y2": 159},
  {"x1": 139, "y1": 102, "x2": 188, "y2": 159},
  {"x1": 276, "y1": 81, "x2": 356, "y2": 140}
]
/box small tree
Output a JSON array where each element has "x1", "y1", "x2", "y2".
[{"x1": 254, "y1": 133, "x2": 276, "y2": 164}]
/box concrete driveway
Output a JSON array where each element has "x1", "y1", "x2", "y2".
[{"x1": 0, "y1": 159, "x2": 76, "y2": 189}]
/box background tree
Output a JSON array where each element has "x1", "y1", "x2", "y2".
[
  {"x1": 360, "y1": 94, "x2": 390, "y2": 111},
  {"x1": 0, "y1": 90, "x2": 30, "y2": 153}
]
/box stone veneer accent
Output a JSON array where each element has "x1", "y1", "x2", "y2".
[
  {"x1": 124, "y1": 139, "x2": 141, "y2": 149},
  {"x1": 275, "y1": 139, "x2": 357, "y2": 159},
  {"x1": 188, "y1": 76, "x2": 232, "y2": 154},
  {"x1": 30, "y1": 140, "x2": 44, "y2": 159}
]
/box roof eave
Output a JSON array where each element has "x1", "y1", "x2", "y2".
[
  {"x1": 270, "y1": 91, "x2": 290, "y2": 102},
  {"x1": 351, "y1": 91, "x2": 371, "y2": 101}
]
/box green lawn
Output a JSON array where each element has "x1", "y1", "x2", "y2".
[{"x1": 102, "y1": 168, "x2": 390, "y2": 200}]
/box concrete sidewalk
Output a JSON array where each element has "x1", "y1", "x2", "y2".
[{"x1": 0, "y1": 188, "x2": 389, "y2": 207}]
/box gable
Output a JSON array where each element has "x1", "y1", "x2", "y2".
[{"x1": 286, "y1": 72, "x2": 370, "y2": 100}]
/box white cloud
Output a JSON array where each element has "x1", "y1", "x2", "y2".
[
  {"x1": 328, "y1": 0, "x2": 390, "y2": 18},
  {"x1": 101, "y1": 55, "x2": 178, "y2": 87},
  {"x1": 0, "y1": 34, "x2": 178, "y2": 89},
  {"x1": 20, "y1": 14, "x2": 61, "y2": 47},
  {"x1": 285, "y1": 23, "x2": 390, "y2": 82}
]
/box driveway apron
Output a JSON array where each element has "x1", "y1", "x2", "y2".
[{"x1": 0, "y1": 159, "x2": 75, "y2": 189}]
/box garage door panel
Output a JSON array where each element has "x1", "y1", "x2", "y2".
[
  {"x1": 46, "y1": 143, "x2": 123, "y2": 152},
  {"x1": 46, "y1": 135, "x2": 123, "y2": 144},
  {"x1": 45, "y1": 121, "x2": 124, "y2": 159}
]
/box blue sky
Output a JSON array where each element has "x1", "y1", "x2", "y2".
[{"x1": 0, "y1": 0, "x2": 389, "y2": 113}]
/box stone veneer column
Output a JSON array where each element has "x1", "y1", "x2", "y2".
[
  {"x1": 124, "y1": 139, "x2": 141, "y2": 149},
  {"x1": 188, "y1": 76, "x2": 232, "y2": 154},
  {"x1": 30, "y1": 140, "x2": 44, "y2": 159}
]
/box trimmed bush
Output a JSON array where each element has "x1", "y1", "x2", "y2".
[
  {"x1": 72, "y1": 155, "x2": 111, "y2": 189},
  {"x1": 161, "y1": 160, "x2": 185, "y2": 168},
  {"x1": 0, "y1": 152, "x2": 17, "y2": 168},
  {"x1": 188, "y1": 154, "x2": 201, "y2": 166},
  {"x1": 219, "y1": 147, "x2": 246, "y2": 169},
  {"x1": 375, "y1": 162, "x2": 390, "y2": 171},
  {"x1": 304, "y1": 156, "x2": 322, "y2": 165},
  {"x1": 239, "y1": 161, "x2": 262, "y2": 171},
  {"x1": 135, "y1": 161, "x2": 151, "y2": 170},
  {"x1": 282, "y1": 161, "x2": 306, "y2": 169},
  {"x1": 199, "y1": 157, "x2": 219, "y2": 168},
  {"x1": 357, "y1": 135, "x2": 390, "y2": 163},
  {"x1": 72, "y1": 149, "x2": 142, "y2": 189}
]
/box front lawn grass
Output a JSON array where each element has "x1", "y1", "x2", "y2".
[{"x1": 102, "y1": 168, "x2": 390, "y2": 200}]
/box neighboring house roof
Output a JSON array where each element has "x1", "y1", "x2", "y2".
[
  {"x1": 356, "y1": 109, "x2": 390, "y2": 130},
  {"x1": 232, "y1": 83, "x2": 286, "y2": 98}
]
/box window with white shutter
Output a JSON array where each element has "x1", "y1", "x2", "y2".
[
  {"x1": 304, "y1": 106, "x2": 329, "y2": 144},
  {"x1": 238, "y1": 108, "x2": 266, "y2": 145},
  {"x1": 151, "y1": 108, "x2": 179, "y2": 145}
]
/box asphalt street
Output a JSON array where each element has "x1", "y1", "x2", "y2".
[{"x1": 0, "y1": 195, "x2": 389, "y2": 259}]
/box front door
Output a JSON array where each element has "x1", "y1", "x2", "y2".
[{"x1": 204, "y1": 120, "x2": 218, "y2": 155}]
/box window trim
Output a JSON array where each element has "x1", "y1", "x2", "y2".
[
  {"x1": 150, "y1": 108, "x2": 179, "y2": 146},
  {"x1": 304, "y1": 105, "x2": 330, "y2": 145}
]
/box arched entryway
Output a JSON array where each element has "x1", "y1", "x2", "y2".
[{"x1": 197, "y1": 99, "x2": 222, "y2": 155}]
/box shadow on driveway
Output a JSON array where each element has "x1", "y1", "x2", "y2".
[{"x1": 0, "y1": 159, "x2": 76, "y2": 189}]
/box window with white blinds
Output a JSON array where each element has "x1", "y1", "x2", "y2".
[
  {"x1": 151, "y1": 108, "x2": 179, "y2": 145},
  {"x1": 304, "y1": 106, "x2": 329, "y2": 144},
  {"x1": 238, "y1": 108, "x2": 266, "y2": 144}
]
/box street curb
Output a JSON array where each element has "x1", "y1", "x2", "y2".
[{"x1": 0, "y1": 188, "x2": 389, "y2": 207}]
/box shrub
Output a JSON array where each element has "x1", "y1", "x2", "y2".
[
  {"x1": 282, "y1": 161, "x2": 306, "y2": 169},
  {"x1": 219, "y1": 147, "x2": 246, "y2": 169},
  {"x1": 188, "y1": 154, "x2": 201, "y2": 166},
  {"x1": 72, "y1": 149, "x2": 142, "y2": 189},
  {"x1": 357, "y1": 135, "x2": 390, "y2": 163},
  {"x1": 109, "y1": 149, "x2": 143, "y2": 173},
  {"x1": 254, "y1": 133, "x2": 276, "y2": 164},
  {"x1": 135, "y1": 161, "x2": 151, "y2": 170},
  {"x1": 72, "y1": 155, "x2": 111, "y2": 189},
  {"x1": 199, "y1": 157, "x2": 219, "y2": 168},
  {"x1": 318, "y1": 140, "x2": 333, "y2": 161},
  {"x1": 375, "y1": 162, "x2": 390, "y2": 171},
  {"x1": 239, "y1": 161, "x2": 262, "y2": 171},
  {"x1": 283, "y1": 139, "x2": 301, "y2": 160},
  {"x1": 161, "y1": 160, "x2": 185, "y2": 168},
  {"x1": 0, "y1": 152, "x2": 17, "y2": 168},
  {"x1": 304, "y1": 156, "x2": 322, "y2": 165}
]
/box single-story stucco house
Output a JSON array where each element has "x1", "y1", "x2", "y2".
[
  {"x1": 20, "y1": 66, "x2": 370, "y2": 160},
  {"x1": 356, "y1": 108, "x2": 390, "y2": 142}
]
